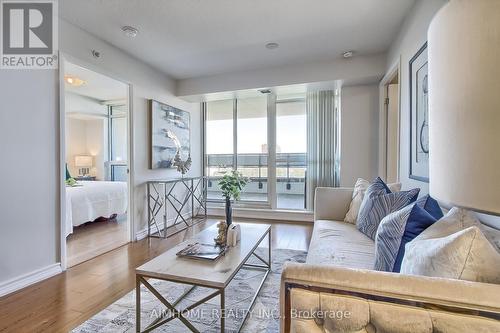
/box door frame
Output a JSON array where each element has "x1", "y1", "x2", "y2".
[
  {"x1": 378, "y1": 59, "x2": 401, "y2": 182},
  {"x1": 58, "y1": 52, "x2": 135, "y2": 270}
]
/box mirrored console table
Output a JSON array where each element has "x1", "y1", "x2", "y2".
[{"x1": 146, "y1": 176, "x2": 207, "y2": 238}]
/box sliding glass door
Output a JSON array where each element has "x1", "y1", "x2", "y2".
[
  {"x1": 204, "y1": 94, "x2": 306, "y2": 210},
  {"x1": 205, "y1": 100, "x2": 234, "y2": 201},
  {"x1": 236, "y1": 97, "x2": 268, "y2": 202},
  {"x1": 276, "y1": 98, "x2": 307, "y2": 209}
]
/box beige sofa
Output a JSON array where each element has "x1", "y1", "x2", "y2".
[{"x1": 280, "y1": 187, "x2": 500, "y2": 332}]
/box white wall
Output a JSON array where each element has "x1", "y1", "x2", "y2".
[
  {"x1": 0, "y1": 18, "x2": 201, "y2": 291},
  {"x1": 85, "y1": 118, "x2": 107, "y2": 180},
  {"x1": 177, "y1": 53, "x2": 387, "y2": 97},
  {"x1": 386, "y1": 0, "x2": 447, "y2": 193},
  {"x1": 0, "y1": 70, "x2": 59, "y2": 284},
  {"x1": 340, "y1": 84, "x2": 379, "y2": 187},
  {"x1": 59, "y1": 19, "x2": 202, "y2": 234},
  {"x1": 66, "y1": 118, "x2": 88, "y2": 176},
  {"x1": 65, "y1": 92, "x2": 107, "y2": 116},
  {"x1": 65, "y1": 117, "x2": 108, "y2": 180},
  {"x1": 386, "y1": 0, "x2": 499, "y2": 229}
]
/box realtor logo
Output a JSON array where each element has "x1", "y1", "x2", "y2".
[{"x1": 1, "y1": 0, "x2": 58, "y2": 69}]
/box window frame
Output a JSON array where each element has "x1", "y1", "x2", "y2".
[{"x1": 203, "y1": 94, "x2": 307, "y2": 211}]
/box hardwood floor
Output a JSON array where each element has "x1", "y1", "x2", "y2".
[
  {"x1": 0, "y1": 218, "x2": 312, "y2": 333},
  {"x1": 66, "y1": 216, "x2": 129, "y2": 267}
]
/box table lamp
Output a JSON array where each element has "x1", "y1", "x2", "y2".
[
  {"x1": 428, "y1": 0, "x2": 500, "y2": 215},
  {"x1": 75, "y1": 155, "x2": 93, "y2": 177}
]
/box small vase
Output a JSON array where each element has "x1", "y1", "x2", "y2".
[{"x1": 225, "y1": 197, "x2": 232, "y2": 227}]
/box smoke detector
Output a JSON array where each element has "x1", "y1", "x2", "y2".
[
  {"x1": 122, "y1": 26, "x2": 139, "y2": 38},
  {"x1": 342, "y1": 51, "x2": 354, "y2": 58},
  {"x1": 265, "y1": 42, "x2": 279, "y2": 50}
]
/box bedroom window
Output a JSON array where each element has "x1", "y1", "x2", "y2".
[{"x1": 108, "y1": 105, "x2": 128, "y2": 181}]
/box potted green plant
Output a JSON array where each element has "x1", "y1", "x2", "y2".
[{"x1": 218, "y1": 170, "x2": 249, "y2": 226}]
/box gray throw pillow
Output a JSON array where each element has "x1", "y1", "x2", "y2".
[{"x1": 356, "y1": 178, "x2": 419, "y2": 240}]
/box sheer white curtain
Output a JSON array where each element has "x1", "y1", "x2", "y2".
[{"x1": 306, "y1": 90, "x2": 341, "y2": 210}]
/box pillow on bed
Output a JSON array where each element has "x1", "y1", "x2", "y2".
[{"x1": 66, "y1": 164, "x2": 72, "y2": 181}]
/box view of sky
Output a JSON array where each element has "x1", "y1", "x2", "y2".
[{"x1": 206, "y1": 114, "x2": 306, "y2": 154}]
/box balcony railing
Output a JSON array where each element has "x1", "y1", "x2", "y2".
[{"x1": 206, "y1": 153, "x2": 307, "y2": 209}]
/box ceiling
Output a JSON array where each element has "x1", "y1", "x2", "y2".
[
  {"x1": 60, "y1": 0, "x2": 415, "y2": 80},
  {"x1": 64, "y1": 61, "x2": 128, "y2": 101}
]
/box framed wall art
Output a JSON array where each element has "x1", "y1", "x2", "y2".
[
  {"x1": 149, "y1": 100, "x2": 190, "y2": 169},
  {"x1": 409, "y1": 42, "x2": 429, "y2": 182}
]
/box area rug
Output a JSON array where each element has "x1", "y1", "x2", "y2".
[{"x1": 72, "y1": 248, "x2": 307, "y2": 333}]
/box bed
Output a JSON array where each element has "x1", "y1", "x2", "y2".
[{"x1": 65, "y1": 181, "x2": 128, "y2": 237}]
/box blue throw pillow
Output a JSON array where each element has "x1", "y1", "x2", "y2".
[
  {"x1": 374, "y1": 200, "x2": 440, "y2": 272},
  {"x1": 356, "y1": 179, "x2": 419, "y2": 240},
  {"x1": 415, "y1": 194, "x2": 444, "y2": 219}
]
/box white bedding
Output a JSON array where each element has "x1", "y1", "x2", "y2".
[{"x1": 65, "y1": 181, "x2": 127, "y2": 237}]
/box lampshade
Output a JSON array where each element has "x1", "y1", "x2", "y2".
[
  {"x1": 428, "y1": 0, "x2": 500, "y2": 215},
  {"x1": 74, "y1": 155, "x2": 93, "y2": 167}
]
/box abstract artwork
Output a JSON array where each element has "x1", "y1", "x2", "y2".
[
  {"x1": 409, "y1": 43, "x2": 429, "y2": 182},
  {"x1": 150, "y1": 100, "x2": 190, "y2": 169}
]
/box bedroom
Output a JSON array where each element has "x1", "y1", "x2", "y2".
[{"x1": 64, "y1": 61, "x2": 130, "y2": 267}]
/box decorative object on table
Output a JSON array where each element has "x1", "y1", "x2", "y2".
[
  {"x1": 176, "y1": 242, "x2": 227, "y2": 261},
  {"x1": 428, "y1": 0, "x2": 500, "y2": 216},
  {"x1": 226, "y1": 223, "x2": 241, "y2": 247},
  {"x1": 409, "y1": 42, "x2": 429, "y2": 182},
  {"x1": 149, "y1": 99, "x2": 190, "y2": 169},
  {"x1": 74, "y1": 155, "x2": 93, "y2": 177},
  {"x1": 214, "y1": 220, "x2": 228, "y2": 246},
  {"x1": 172, "y1": 150, "x2": 192, "y2": 176},
  {"x1": 218, "y1": 170, "x2": 249, "y2": 226}
]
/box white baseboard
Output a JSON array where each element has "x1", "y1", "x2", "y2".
[
  {"x1": 135, "y1": 212, "x2": 193, "y2": 241},
  {"x1": 0, "y1": 263, "x2": 62, "y2": 297}
]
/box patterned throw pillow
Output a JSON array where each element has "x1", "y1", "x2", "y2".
[
  {"x1": 344, "y1": 178, "x2": 402, "y2": 224},
  {"x1": 400, "y1": 208, "x2": 500, "y2": 283},
  {"x1": 356, "y1": 178, "x2": 419, "y2": 240},
  {"x1": 374, "y1": 196, "x2": 442, "y2": 272}
]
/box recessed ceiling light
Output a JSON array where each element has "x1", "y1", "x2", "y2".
[
  {"x1": 265, "y1": 42, "x2": 279, "y2": 50},
  {"x1": 343, "y1": 51, "x2": 354, "y2": 58},
  {"x1": 64, "y1": 75, "x2": 87, "y2": 87},
  {"x1": 121, "y1": 26, "x2": 138, "y2": 38}
]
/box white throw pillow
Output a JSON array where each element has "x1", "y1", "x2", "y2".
[
  {"x1": 400, "y1": 207, "x2": 500, "y2": 283},
  {"x1": 344, "y1": 178, "x2": 402, "y2": 224}
]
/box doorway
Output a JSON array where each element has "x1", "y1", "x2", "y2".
[
  {"x1": 379, "y1": 65, "x2": 401, "y2": 183},
  {"x1": 61, "y1": 59, "x2": 131, "y2": 268}
]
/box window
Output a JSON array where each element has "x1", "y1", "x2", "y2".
[
  {"x1": 204, "y1": 94, "x2": 307, "y2": 210},
  {"x1": 205, "y1": 100, "x2": 234, "y2": 200},
  {"x1": 276, "y1": 98, "x2": 307, "y2": 209},
  {"x1": 236, "y1": 97, "x2": 268, "y2": 202},
  {"x1": 108, "y1": 105, "x2": 128, "y2": 181}
]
